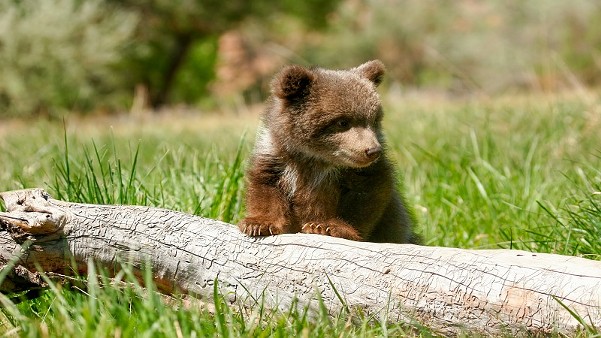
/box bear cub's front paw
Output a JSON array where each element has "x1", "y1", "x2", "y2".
[
  {"x1": 238, "y1": 217, "x2": 285, "y2": 237},
  {"x1": 301, "y1": 220, "x2": 363, "y2": 241}
]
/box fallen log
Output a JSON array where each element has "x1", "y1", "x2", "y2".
[{"x1": 0, "y1": 188, "x2": 600, "y2": 336}]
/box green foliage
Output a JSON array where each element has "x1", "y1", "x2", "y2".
[
  {"x1": 4, "y1": 0, "x2": 601, "y2": 115},
  {"x1": 0, "y1": 0, "x2": 137, "y2": 117},
  {"x1": 44, "y1": 131, "x2": 246, "y2": 223},
  {"x1": 537, "y1": 170, "x2": 601, "y2": 259},
  {"x1": 169, "y1": 38, "x2": 219, "y2": 104},
  {"x1": 383, "y1": 95, "x2": 601, "y2": 256},
  {"x1": 51, "y1": 137, "x2": 150, "y2": 206},
  {"x1": 0, "y1": 263, "x2": 425, "y2": 337},
  {"x1": 2, "y1": 263, "x2": 226, "y2": 337},
  {"x1": 305, "y1": 0, "x2": 601, "y2": 93},
  {"x1": 109, "y1": 0, "x2": 343, "y2": 107},
  {"x1": 0, "y1": 0, "x2": 342, "y2": 116}
]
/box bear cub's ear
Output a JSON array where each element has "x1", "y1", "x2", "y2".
[
  {"x1": 272, "y1": 65, "x2": 315, "y2": 101},
  {"x1": 353, "y1": 60, "x2": 385, "y2": 86}
]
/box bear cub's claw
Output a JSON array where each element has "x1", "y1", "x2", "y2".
[
  {"x1": 239, "y1": 217, "x2": 285, "y2": 237},
  {"x1": 301, "y1": 220, "x2": 363, "y2": 241}
]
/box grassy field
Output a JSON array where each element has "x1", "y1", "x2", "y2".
[{"x1": 0, "y1": 92, "x2": 600, "y2": 336}]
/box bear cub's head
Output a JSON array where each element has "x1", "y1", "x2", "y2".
[{"x1": 265, "y1": 60, "x2": 386, "y2": 169}]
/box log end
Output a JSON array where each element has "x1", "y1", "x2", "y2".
[
  {"x1": 0, "y1": 188, "x2": 66, "y2": 235},
  {"x1": 0, "y1": 188, "x2": 51, "y2": 211}
]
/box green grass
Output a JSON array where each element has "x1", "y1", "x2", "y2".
[
  {"x1": 0, "y1": 93, "x2": 600, "y2": 336},
  {"x1": 385, "y1": 94, "x2": 601, "y2": 255},
  {"x1": 0, "y1": 263, "x2": 424, "y2": 337}
]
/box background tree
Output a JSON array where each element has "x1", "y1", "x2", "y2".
[
  {"x1": 111, "y1": 0, "x2": 341, "y2": 108},
  {"x1": 0, "y1": 0, "x2": 341, "y2": 116},
  {"x1": 0, "y1": 0, "x2": 136, "y2": 117}
]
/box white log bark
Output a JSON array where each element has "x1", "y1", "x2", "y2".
[{"x1": 0, "y1": 188, "x2": 600, "y2": 336}]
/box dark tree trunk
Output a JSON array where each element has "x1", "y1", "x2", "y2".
[{"x1": 150, "y1": 33, "x2": 194, "y2": 108}]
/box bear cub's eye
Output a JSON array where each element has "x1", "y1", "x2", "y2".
[{"x1": 333, "y1": 118, "x2": 351, "y2": 131}]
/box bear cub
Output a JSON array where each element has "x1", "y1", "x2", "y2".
[{"x1": 239, "y1": 60, "x2": 417, "y2": 244}]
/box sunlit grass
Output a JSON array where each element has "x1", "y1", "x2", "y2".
[{"x1": 385, "y1": 93, "x2": 601, "y2": 256}]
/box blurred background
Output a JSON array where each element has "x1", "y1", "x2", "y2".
[{"x1": 1, "y1": 0, "x2": 601, "y2": 117}]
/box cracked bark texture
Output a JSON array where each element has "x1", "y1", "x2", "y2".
[{"x1": 0, "y1": 189, "x2": 600, "y2": 336}]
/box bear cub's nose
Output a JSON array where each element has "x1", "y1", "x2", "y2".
[{"x1": 365, "y1": 145, "x2": 382, "y2": 159}]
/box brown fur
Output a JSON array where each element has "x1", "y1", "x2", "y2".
[{"x1": 239, "y1": 60, "x2": 417, "y2": 244}]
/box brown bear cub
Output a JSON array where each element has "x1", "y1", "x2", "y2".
[{"x1": 239, "y1": 60, "x2": 417, "y2": 243}]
